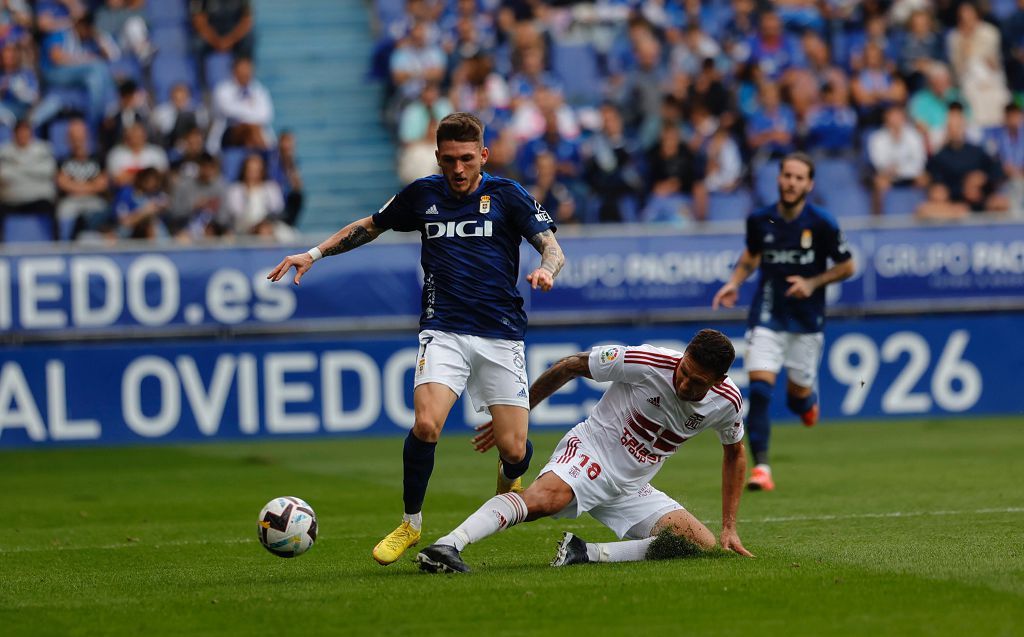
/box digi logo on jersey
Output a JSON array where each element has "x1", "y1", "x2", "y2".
[
  {"x1": 424, "y1": 220, "x2": 494, "y2": 239},
  {"x1": 763, "y1": 249, "x2": 815, "y2": 265}
]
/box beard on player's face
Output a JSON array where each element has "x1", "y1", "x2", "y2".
[{"x1": 778, "y1": 185, "x2": 808, "y2": 207}]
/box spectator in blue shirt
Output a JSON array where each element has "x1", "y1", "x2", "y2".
[
  {"x1": 40, "y1": 23, "x2": 114, "y2": 125},
  {"x1": 851, "y1": 42, "x2": 907, "y2": 128},
  {"x1": 995, "y1": 102, "x2": 1024, "y2": 214},
  {"x1": 746, "y1": 82, "x2": 797, "y2": 161},
  {"x1": 747, "y1": 11, "x2": 803, "y2": 81},
  {"x1": 899, "y1": 9, "x2": 945, "y2": 92},
  {"x1": 114, "y1": 165, "x2": 169, "y2": 239},
  {"x1": 0, "y1": 43, "x2": 62, "y2": 129},
  {"x1": 805, "y1": 82, "x2": 858, "y2": 156}
]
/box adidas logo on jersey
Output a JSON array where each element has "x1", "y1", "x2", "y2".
[
  {"x1": 647, "y1": 396, "x2": 661, "y2": 408},
  {"x1": 517, "y1": 387, "x2": 528, "y2": 398},
  {"x1": 424, "y1": 204, "x2": 439, "y2": 215}
]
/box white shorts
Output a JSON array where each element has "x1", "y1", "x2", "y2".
[
  {"x1": 539, "y1": 426, "x2": 684, "y2": 540},
  {"x1": 745, "y1": 326, "x2": 824, "y2": 388},
  {"x1": 413, "y1": 329, "x2": 529, "y2": 413}
]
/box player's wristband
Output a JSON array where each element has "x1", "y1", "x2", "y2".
[{"x1": 307, "y1": 246, "x2": 323, "y2": 262}]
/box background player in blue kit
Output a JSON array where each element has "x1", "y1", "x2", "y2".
[
  {"x1": 268, "y1": 112, "x2": 565, "y2": 564},
  {"x1": 712, "y1": 152, "x2": 855, "y2": 492}
]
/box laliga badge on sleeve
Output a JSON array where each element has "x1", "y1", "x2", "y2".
[{"x1": 479, "y1": 195, "x2": 491, "y2": 214}]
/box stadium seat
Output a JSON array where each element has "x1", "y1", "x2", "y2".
[
  {"x1": 3, "y1": 212, "x2": 55, "y2": 243},
  {"x1": 108, "y1": 55, "x2": 143, "y2": 84},
  {"x1": 150, "y1": 54, "x2": 199, "y2": 103},
  {"x1": 754, "y1": 162, "x2": 778, "y2": 205},
  {"x1": 882, "y1": 186, "x2": 927, "y2": 216},
  {"x1": 220, "y1": 147, "x2": 251, "y2": 181},
  {"x1": 823, "y1": 183, "x2": 872, "y2": 217},
  {"x1": 708, "y1": 188, "x2": 754, "y2": 221},
  {"x1": 151, "y1": 26, "x2": 189, "y2": 56},
  {"x1": 145, "y1": 0, "x2": 188, "y2": 27},
  {"x1": 551, "y1": 42, "x2": 603, "y2": 106},
  {"x1": 204, "y1": 52, "x2": 234, "y2": 91},
  {"x1": 44, "y1": 87, "x2": 89, "y2": 117},
  {"x1": 374, "y1": 0, "x2": 406, "y2": 29}
]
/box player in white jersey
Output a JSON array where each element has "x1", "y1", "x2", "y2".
[{"x1": 415, "y1": 329, "x2": 753, "y2": 573}]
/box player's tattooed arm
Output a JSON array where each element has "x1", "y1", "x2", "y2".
[
  {"x1": 732, "y1": 249, "x2": 761, "y2": 283},
  {"x1": 267, "y1": 216, "x2": 387, "y2": 285},
  {"x1": 321, "y1": 217, "x2": 384, "y2": 257},
  {"x1": 528, "y1": 229, "x2": 565, "y2": 278},
  {"x1": 528, "y1": 352, "x2": 591, "y2": 409}
]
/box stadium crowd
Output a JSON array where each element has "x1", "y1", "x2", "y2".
[
  {"x1": 372, "y1": 0, "x2": 1024, "y2": 225},
  {"x1": 0, "y1": 0, "x2": 303, "y2": 244}
]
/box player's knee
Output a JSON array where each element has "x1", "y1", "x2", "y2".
[
  {"x1": 411, "y1": 418, "x2": 443, "y2": 442},
  {"x1": 521, "y1": 485, "x2": 567, "y2": 518},
  {"x1": 496, "y1": 438, "x2": 526, "y2": 464}
]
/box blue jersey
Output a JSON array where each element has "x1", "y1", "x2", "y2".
[
  {"x1": 745, "y1": 202, "x2": 852, "y2": 333},
  {"x1": 371, "y1": 173, "x2": 556, "y2": 340}
]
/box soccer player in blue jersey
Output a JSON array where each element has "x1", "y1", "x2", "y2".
[
  {"x1": 268, "y1": 112, "x2": 565, "y2": 564},
  {"x1": 712, "y1": 152, "x2": 855, "y2": 492}
]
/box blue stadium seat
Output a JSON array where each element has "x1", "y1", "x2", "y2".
[
  {"x1": 204, "y1": 52, "x2": 234, "y2": 91},
  {"x1": 108, "y1": 55, "x2": 142, "y2": 84},
  {"x1": 374, "y1": 0, "x2": 406, "y2": 30},
  {"x1": 45, "y1": 86, "x2": 89, "y2": 116},
  {"x1": 150, "y1": 53, "x2": 198, "y2": 103},
  {"x1": 551, "y1": 42, "x2": 603, "y2": 106},
  {"x1": 4, "y1": 212, "x2": 54, "y2": 242},
  {"x1": 151, "y1": 26, "x2": 189, "y2": 56},
  {"x1": 146, "y1": 0, "x2": 188, "y2": 27},
  {"x1": 220, "y1": 147, "x2": 251, "y2": 181},
  {"x1": 754, "y1": 162, "x2": 778, "y2": 206},
  {"x1": 814, "y1": 158, "x2": 872, "y2": 216},
  {"x1": 708, "y1": 188, "x2": 754, "y2": 221},
  {"x1": 882, "y1": 186, "x2": 926, "y2": 216}
]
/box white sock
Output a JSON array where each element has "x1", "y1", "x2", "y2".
[
  {"x1": 435, "y1": 493, "x2": 527, "y2": 551},
  {"x1": 587, "y1": 537, "x2": 657, "y2": 563},
  {"x1": 403, "y1": 511, "x2": 422, "y2": 532}
]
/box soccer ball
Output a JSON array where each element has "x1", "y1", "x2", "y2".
[{"x1": 257, "y1": 496, "x2": 318, "y2": 558}]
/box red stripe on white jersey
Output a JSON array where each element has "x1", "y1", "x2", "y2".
[
  {"x1": 557, "y1": 436, "x2": 580, "y2": 464},
  {"x1": 710, "y1": 386, "x2": 741, "y2": 413},
  {"x1": 625, "y1": 349, "x2": 679, "y2": 363},
  {"x1": 624, "y1": 357, "x2": 678, "y2": 370},
  {"x1": 625, "y1": 352, "x2": 681, "y2": 366},
  {"x1": 714, "y1": 381, "x2": 742, "y2": 406}
]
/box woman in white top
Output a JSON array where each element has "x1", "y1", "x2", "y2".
[{"x1": 223, "y1": 153, "x2": 284, "y2": 237}]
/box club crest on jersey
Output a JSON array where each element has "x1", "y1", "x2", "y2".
[
  {"x1": 801, "y1": 229, "x2": 813, "y2": 249},
  {"x1": 600, "y1": 347, "x2": 621, "y2": 364},
  {"x1": 479, "y1": 195, "x2": 491, "y2": 214},
  {"x1": 683, "y1": 413, "x2": 705, "y2": 430}
]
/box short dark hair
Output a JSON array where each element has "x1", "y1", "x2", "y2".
[
  {"x1": 686, "y1": 329, "x2": 735, "y2": 378},
  {"x1": 436, "y1": 112, "x2": 484, "y2": 146},
  {"x1": 780, "y1": 151, "x2": 815, "y2": 180}
]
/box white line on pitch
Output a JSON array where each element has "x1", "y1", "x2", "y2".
[{"x1": 734, "y1": 506, "x2": 1024, "y2": 524}]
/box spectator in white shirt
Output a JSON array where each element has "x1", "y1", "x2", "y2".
[
  {"x1": 106, "y1": 121, "x2": 169, "y2": 188},
  {"x1": 868, "y1": 104, "x2": 928, "y2": 215},
  {"x1": 703, "y1": 128, "x2": 743, "y2": 194},
  {"x1": 209, "y1": 56, "x2": 274, "y2": 153},
  {"x1": 222, "y1": 153, "x2": 289, "y2": 238}
]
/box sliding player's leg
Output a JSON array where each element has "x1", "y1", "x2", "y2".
[
  {"x1": 418, "y1": 426, "x2": 601, "y2": 573},
  {"x1": 552, "y1": 485, "x2": 713, "y2": 566},
  {"x1": 416, "y1": 470, "x2": 575, "y2": 573}
]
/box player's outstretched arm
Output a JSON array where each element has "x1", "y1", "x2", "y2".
[
  {"x1": 713, "y1": 249, "x2": 760, "y2": 309},
  {"x1": 472, "y1": 352, "x2": 590, "y2": 453},
  {"x1": 267, "y1": 216, "x2": 385, "y2": 285},
  {"x1": 525, "y1": 229, "x2": 564, "y2": 292},
  {"x1": 721, "y1": 441, "x2": 754, "y2": 557}
]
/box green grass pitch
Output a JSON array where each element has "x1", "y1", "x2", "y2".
[{"x1": 2, "y1": 417, "x2": 1023, "y2": 637}]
